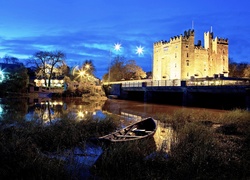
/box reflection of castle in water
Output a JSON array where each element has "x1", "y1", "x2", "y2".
[{"x1": 154, "y1": 122, "x2": 176, "y2": 152}]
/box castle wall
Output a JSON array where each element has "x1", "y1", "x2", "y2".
[
  {"x1": 153, "y1": 29, "x2": 229, "y2": 81},
  {"x1": 194, "y1": 48, "x2": 209, "y2": 77}
]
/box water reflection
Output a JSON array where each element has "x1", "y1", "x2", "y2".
[
  {"x1": 0, "y1": 98, "x2": 28, "y2": 121},
  {"x1": 1, "y1": 97, "x2": 227, "y2": 152},
  {"x1": 26, "y1": 97, "x2": 107, "y2": 123},
  {"x1": 102, "y1": 99, "x2": 227, "y2": 119},
  {"x1": 154, "y1": 122, "x2": 176, "y2": 152}
]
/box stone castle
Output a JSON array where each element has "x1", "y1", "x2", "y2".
[{"x1": 153, "y1": 29, "x2": 229, "y2": 80}]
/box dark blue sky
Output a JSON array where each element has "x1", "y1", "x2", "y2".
[{"x1": 0, "y1": 0, "x2": 250, "y2": 78}]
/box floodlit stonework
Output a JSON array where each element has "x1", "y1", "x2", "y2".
[{"x1": 153, "y1": 29, "x2": 228, "y2": 80}]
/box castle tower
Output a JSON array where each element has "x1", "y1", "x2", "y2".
[
  {"x1": 204, "y1": 31, "x2": 213, "y2": 50},
  {"x1": 153, "y1": 29, "x2": 229, "y2": 81}
]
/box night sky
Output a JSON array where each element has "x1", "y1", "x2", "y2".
[{"x1": 0, "y1": 0, "x2": 249, "y2": 78}]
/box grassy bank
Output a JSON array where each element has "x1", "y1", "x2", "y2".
[
  {"x1": 0, "y1": 109, "x2": 249, "y2": 179},
  {"x1": 0, "y1": 114, "x2": 120, "y2": 179},
  {"x1": 92, "y1": 109, "x2": 250, "y2": 179}
]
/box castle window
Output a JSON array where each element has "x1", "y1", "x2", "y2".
[
  {"x1": 186, "y1": 60, "x2": 189, "y2": 66},
  {"x1": 175, "y1": 63, "x2": 177, "y2": 68},
  {"x1": 164, "y1": 47, "x2": 168, "y2": 51},
  {"x1": 187, "y1": 72, "x2": 189, "y2": 77},
  {"x1": 175, "y1": 53, "x2": 177, "y2": 58},
  {"x1": 187, "y1": 53, "x2": 189, "y2": 57},
  {"x1": 176, "y1": 45, "x2": 178, "y2": 48},
  {"x1": 186, "y1": 45, "x2": 189, "y2": 48}
]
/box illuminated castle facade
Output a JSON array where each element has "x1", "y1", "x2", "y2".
[{"x1": 153, "y1": 29, "x2": 229, "y2": 80}]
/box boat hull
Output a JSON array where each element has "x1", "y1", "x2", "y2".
[{"x1": 99, "y1": 117, "x2": 157, "y2": 143}]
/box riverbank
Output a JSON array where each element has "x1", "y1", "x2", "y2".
[{"x1": 0, "y1": 108, "x2": 249, "y2": 179}]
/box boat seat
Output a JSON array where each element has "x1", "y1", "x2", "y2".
[
  {"x1": 132, "y1": 129, "x2": 145, "y2": 132},
  {"x1": 116, "y1": 135, "x2": 145, "y2": 138}
]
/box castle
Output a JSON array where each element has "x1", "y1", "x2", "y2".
[{"x1": 153, "y1": 29, "x2": 229, "y2": 80}]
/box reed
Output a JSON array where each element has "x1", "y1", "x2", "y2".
[
  {"x1": 93, "y1": 109, "x2": 250, "y2": 179},
  {"x1": 0, "y1": 113, "x2": 120, "y2": 179},
  {"x1": 0, "y1": 109, "x2": 249, "y2": 179}
]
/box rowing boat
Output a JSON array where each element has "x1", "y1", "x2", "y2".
[{"x1": 99, "y1": 117, "x2": 157, "y2": 143}]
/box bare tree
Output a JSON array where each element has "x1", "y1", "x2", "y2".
[
  {"x1": 33, "y1": 51, "x2": 65, "y2": 87},
  {"x1": 3, "y1": 55, "x2": 19, "y2": 64}
]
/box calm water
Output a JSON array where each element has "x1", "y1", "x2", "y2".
[
  {"x1": 0, "y1": 97, "x2": 227, "y2": 122},
  {"x1": 0, "y1": 97, "x2": 228, "y2": 124},
  {"x1": 0, "y1": 97, "x2": 227, "y2": 150}
]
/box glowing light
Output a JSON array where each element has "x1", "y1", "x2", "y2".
[
  {"x1": 0, "y1": 105, "x2": 3, "y2": 114},
  {"x1": 77, "y1": 111, "x2": 84, "y2": 119},
  {"x1": 85, "y1": 64, "x2": 90, "y2": 69},
  {"x1": 79, "y1": 70, "x2": 85, "y2": 77},
  {"x1": 136, "y1": 45, "x2": 144, "y2": 55},
  {"x1": 0, "y1": 70, "x2": 4, "y2": 82},
  {"x1": 114, "y1": 43, "x2": 122, "y2": 51}
]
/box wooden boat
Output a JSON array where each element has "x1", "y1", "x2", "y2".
[{"x1": 99, "y1": 117, "x2": 157, "y2": 143}]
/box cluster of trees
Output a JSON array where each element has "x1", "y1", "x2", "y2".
[
  {"x1": 229, "y1": 62, "x2": 250, "y2": 78},
  {"x1": 64, "y1": 60, "x2": 97, "y2": 96},
  {"x1": 102, "y1": 56, "x2": 147, "y2": 82},
  {"x1": 1, "y1": 55, "x2": 20, "y2": 64},
  {"x1": 1, "y1": 52, "x2": 249, "y2": 96},
  {"x1": 0, "y1": 65, "x2": 28, "y2": 95}
]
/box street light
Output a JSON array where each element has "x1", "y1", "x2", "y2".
[
  {"x1": 79, "y1": 70, "x2": 85, "y2": 78},
  {"x1": 108, "y1": 43, "x2": 122, "y2": 83}
]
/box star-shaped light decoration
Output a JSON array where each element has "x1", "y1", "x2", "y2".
[
  {"x1": 136, "y1": 45, "x2": 144, "y2": 55},
  {"x1": 114, "y1": 43, "x2": 122, "y2": 51}
]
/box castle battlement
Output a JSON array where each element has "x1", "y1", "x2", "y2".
[
  {"x1": 214, "y1": 37, "x2": 228, "y2": 44},
  {"x1": 154, "y1": 29, "x2": 195, "y2": 45},
  {"x1": 183, "y1": 29, "x2": 195, "y2": 37},
  {"x1": 154, "y1": 40, "x2": 169, "y2": 46},
  {"x1": 153, "y1": 29, "x2": 229, "y2": 81},
  {"x1": 194, "y1": 46, "x2": 207, "y2": 50},
  {"x1": 170, "y1": 35, "x2": 182, "y2": 42}
]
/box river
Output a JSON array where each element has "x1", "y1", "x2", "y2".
[
  {"x1": 0, "y1": 97, "x2": 230, "y2": 178},
  {"x1": 0, "y1": 97, "x2": 227, "y2": 123},
  {"x1": 0, "y1": 97, "x2": 227, "y2": 150}
]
